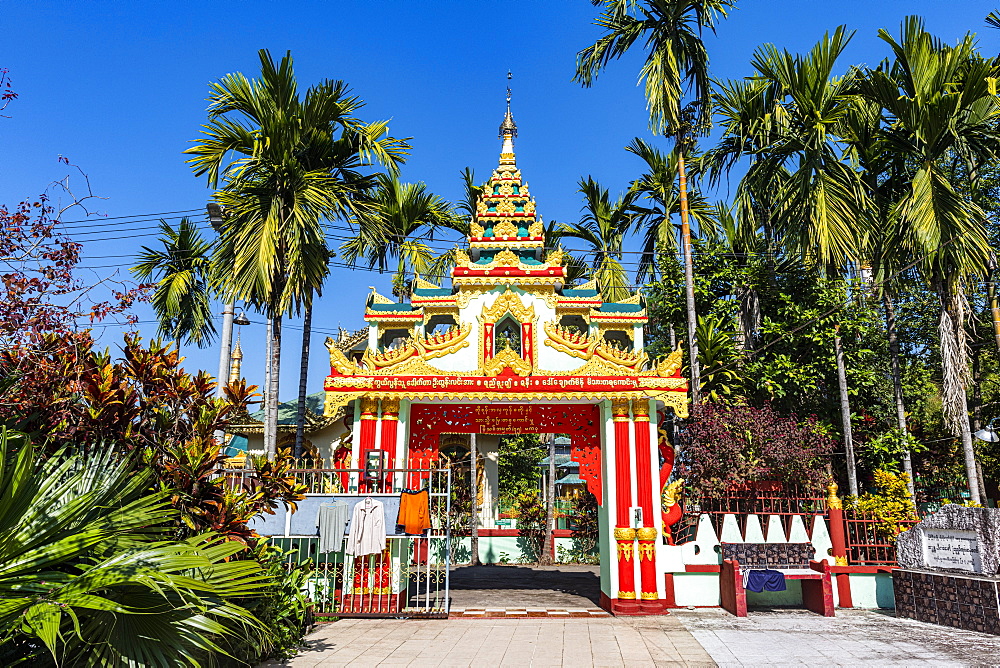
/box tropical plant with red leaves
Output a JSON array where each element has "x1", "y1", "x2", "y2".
[{"x1": 677, "y1": 402, "x2": 835, "y2": 500}]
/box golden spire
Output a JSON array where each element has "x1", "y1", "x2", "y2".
[{"x1": 228, "y1": 334, "x2": 243, "y2": 384}]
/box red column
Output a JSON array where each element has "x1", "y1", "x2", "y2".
[
  {"x1": 358, "y1": 397, "x2": 378, "y2": 491},
  {"x1": 379, "y1": 398, "x2": 399, "y2": 489},
  {"x1": 612, "y1": 398, "x2": 639, "y2": 613},
  {"x1": 827, "y1": 483, "x2": 853, "y2": 608},
  {"x1": 632, "y1": 400, "x2": 662, "y2": 612}
]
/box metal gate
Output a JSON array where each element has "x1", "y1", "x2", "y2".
[{"x1": 261, "y1": 466, "x2": 453, "y2": 619}]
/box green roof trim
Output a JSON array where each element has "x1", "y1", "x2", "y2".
[
  {"x1": 562, "y1": 288, "x2": 600, "y2": 298},
  {"x1": 598, "y1": 303, "x2": 644, "y2": 313},
  {"x1": 413, "y1": 287, "x2": 454, "y2": 297},
  {"x1": 368, "y1": 303, "x2": 418, "y2": 312}
]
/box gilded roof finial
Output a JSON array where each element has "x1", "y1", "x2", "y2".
[
  {"x1": 228, "y1": 333, "x2": 243, "y2": 384},
  {"x1": 499, "y1": 70, "x2": 517, "y2": 140}
]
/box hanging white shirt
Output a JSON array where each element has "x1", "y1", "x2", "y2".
[{"x1": 345, "y1": 497, "x2": 387, "y2": 556}]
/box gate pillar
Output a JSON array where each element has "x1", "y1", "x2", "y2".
[
  {"x1": 611, "y1": 398, "x2": 640, "y2": 613},
  {"x1": 632, "y1": 400, "x2": 664, "y2": 612}
]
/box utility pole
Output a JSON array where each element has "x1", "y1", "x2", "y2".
[{"x1": 208, "y1": 203, "x2": 235, "y2": 400}]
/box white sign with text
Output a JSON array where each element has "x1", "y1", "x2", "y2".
[{"x1": 923, "y1": 529, "x2": 982, "y2": 573}]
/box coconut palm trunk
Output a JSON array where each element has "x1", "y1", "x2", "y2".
[
  {"x1": 295, "y1": 303, "x2": 312, "y2": 460},
  {"x1": 677, "y1": 151, "x2": 701, "y2": 403},
  {"x1": 833, "y1": 326, "x2": 858, "y2": 496},
  {"x1": 882, "y1": 292, "x2": 915, "y2": 498},
  {"x1": 938, "y1": 285, "x2": 981, "y2": 504},
  {"x1": 265, "y1": 315, "x2": 282, "y2": 459}
]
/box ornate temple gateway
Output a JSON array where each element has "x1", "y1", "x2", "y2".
[{"x1": 322, "y1": 101, "x2": 688, "y2": 615}]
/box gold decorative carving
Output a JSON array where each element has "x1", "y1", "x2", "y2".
[
  {"x1": 611, "y1": 398, "x2": 631, "y2": 420},
  {"x1": 637, "y1": 542, "x2": 656, "y2": 561},
  {"x1": 523, "y1": 200, "x2": 536, "y2": 214},
  {"x1": 543, "y1": 321, "x2": 647, "y2": 373},
  {"x1": 476, "y1": 200, "x2": 487, "y2": 216},
  {"x1": 636, "y1": 527, "x2": 657, "y2": 541},
  {"x1": 324, "y1": 392, "x2": 355, "y2": 417},
  {"x1": 656, "y1": 345, "x2": 684, "y2": 377},
  {"x1": 621, "y1": 293, "x2": 643, "y2": 305},
  {"x1": 493, "y1": 248, "x2": 520, "y2": 265},
  {"x1": 492, "y1": 220, "x2": 518, "y2": 237},
  {"x1": 368, "y1": 288, "x2": 394, "y2": 305},
  {"x1": 640, "y1": 592, "x2": 659, "y2": 600},
  {"x1": 637, "y1": 377, "x2": 687, "y2": 389},
  {"x1": 359, "y1": 397, "x2": 379, "y2": 415},
  {"x1": 414, "y1": 277, "x2": 442, "y2": 291},
  {"x1": 616, "y1": 541, "x2": 634, "y2": 561},
  {"x1": 496, "y1": 199, "x2": 516, "y2": 215},
  {"x1": 326, "y1": 342, "x2": 362, "y2": 375},
  {"x1": 618, "y1": 590, "x2": 637, "y2": 600},
  {"x1": 361, "y1": 324, "x2": 472, "y2": 372},
  {"x1": 481, "y1": 289, "x2": 535, "y2": 324},
  {"x1": 454, "y1": 275, "x2": 565, "y2": 288},
  {"x1": 835, "y1": 556, "x2": 848, "y2": 566},
  {"x1": 827, "y1": 482, "x2": 843, "y2": 510},
  {"x1": 545, "y1": 248, "x2": 565, "y2": 266},
  {"x1": 632, "y1": 400, "x2": 650, "y2": 420},
  {"x1": 483, "y1": 347, "x2": 532, "y2": 377},
  {"x1": 468, "y1": 238, "x2": 543, "y2": 249},
  {"x1": 528, "y1": 220, "x2": 543, "y2": 236},
  {"x1": 470, "y1": 221, "x2": 484, "y2": 237},
  {"x1": 662, "y1": 479, "x2": 684, "y2": 509},
  {"x1": 498, "y1": 183, "x2": 514, "y2": 197},
  {"x1": 380, "y1": 397, "x2": 400, "y2": 415},
  {"x1": 613, "y1": 527, "x2": 636, "y2": 541},
  {"x1": 656, "y1": 392, "x2": 689, "y2": 419},
  {"x1": 589, "y1": 311, "x2": 647, "y2": 324},
  {"x1": 455, "y1": 248, "x2": 471, "y2": 266}
]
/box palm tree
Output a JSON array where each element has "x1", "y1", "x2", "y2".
[
  {"x1": 855, "y1": 17, "x2": 1000, "y2": 503},
  {"x1": 131, "y1": 218, "x2": 216, "y2": 350},
  {"x1": 627, "y1": 138, "x2": 716, "y2": 283},
  {"x1": 575, "y1": 0, "x2": 735, "y2": 403},
  {"x1": 840, "y1": 95, "x2": 918, "y2": 498},
  {"x1": 709, "y1": 28, "x2": 868, "y2": 493},
  {"x1": 340, "y1": 173, "x2": 460, "y2": 297},
  {"x1": 556, "y1": 176, "x2": 642, "y2": 303},
  {"x1": 186, "y1": 50, "x2": 408, "y2": 457}
]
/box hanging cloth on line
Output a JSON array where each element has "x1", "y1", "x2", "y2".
[
  {"x1": 345, "y1": 497, "x2": 387, "y2": 557},
  {"x1": 317, "y1": 501, "x2": 350, "y2": 554},
  {"x1": 397, "y1": 489, "x2": 431, "y2": 535}
]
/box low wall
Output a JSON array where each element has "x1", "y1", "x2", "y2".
[{"x1": 452, "y1": 530, "x2": 596, "y2": 564}]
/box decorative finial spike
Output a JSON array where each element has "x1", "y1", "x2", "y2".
[{"x1": 499, "y1": 70, "x2": 517, "y2": 140}]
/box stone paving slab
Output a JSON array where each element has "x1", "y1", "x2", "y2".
[
  {"x1": 263, "y1": 616, "x2": 713, "y2": 667},
  {"x1": 672, "y1": 608, "x2": 1000, "y2": 666}
]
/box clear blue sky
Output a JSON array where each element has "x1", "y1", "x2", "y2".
[{"x1": 2, "y1": 0, "x2": 997, "y2": 398}]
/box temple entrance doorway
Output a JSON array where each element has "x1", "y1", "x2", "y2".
[{"x1": 431, "y1": 422, "x2": 605, "y2": 614}]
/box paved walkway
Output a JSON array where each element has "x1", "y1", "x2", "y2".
[
  {"x1": 268, "y1": 616, "x2": 712, "y2": 667},
  {"x1": 266, "y1": 608, "x2": 1000, "y2": 667},
  {"x1": 673, "y1": 608, "x2": 1000, "y2": 666}
]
